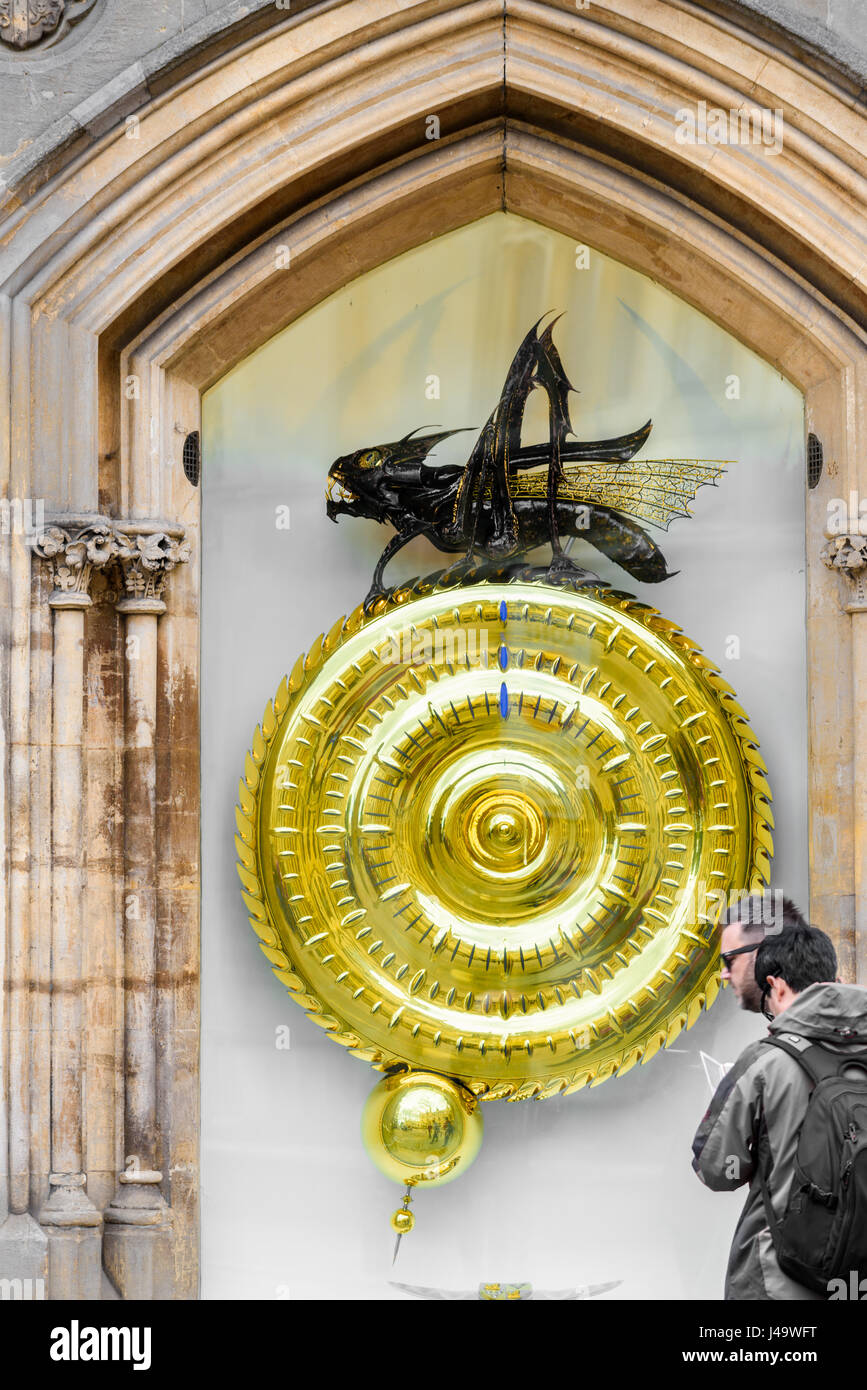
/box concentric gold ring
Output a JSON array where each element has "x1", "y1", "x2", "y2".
[
  {"x1": 236, "y1": 571, "x2": 773, "y2": 1100},
  {"x1": 465, "y1": 790, "x2": 545, "y2": 874}
]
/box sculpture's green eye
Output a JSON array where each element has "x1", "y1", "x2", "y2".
[{"x1": 357, "y1": 450, "x2": 381, "y2": 469}]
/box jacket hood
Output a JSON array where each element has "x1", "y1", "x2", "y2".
[{"x1": 768, "y1": 981, "x2": 867, "y2": 1044}]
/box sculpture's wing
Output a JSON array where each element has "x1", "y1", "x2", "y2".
[{"x1": 510, "y1": 458, "x2": 728, "y2": 530}]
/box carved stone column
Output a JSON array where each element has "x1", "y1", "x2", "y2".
[
  {"x1": 822, "y1": 534, "x2": 867, "y2": 984},
  {"x1": 30, "y1": 522, "x2": 116, "y2": 1298},
  {"x1": 102, "y1": 524, "x2": 189, "y2": 1299},
  {"x1": 0, "y1": 527, "x2": 47, "y2": 1296}
]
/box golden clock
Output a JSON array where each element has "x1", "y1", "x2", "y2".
[{"x1": 236, "y1": 571, "x2": 771, "y2": 1108}]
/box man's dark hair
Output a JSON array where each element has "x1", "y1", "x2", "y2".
[
  {"x1": 754, "y1": 923, "x2": 838, "y2": 995},
  {"x1": 719, "y1": 893, "x2": 808, "y2": 942}
]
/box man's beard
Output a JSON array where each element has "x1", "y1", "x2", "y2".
[{"x1": 737, "y1": 979, "x2": 763, "y2": 1012}]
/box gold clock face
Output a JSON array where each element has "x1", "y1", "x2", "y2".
[{"x1": 236, "y1": 573, "x2": 772, "y2": 1100}]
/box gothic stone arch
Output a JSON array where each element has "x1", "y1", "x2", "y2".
[{"x1": 1, "y1": 0, "x2": 866, "y2": 1299}]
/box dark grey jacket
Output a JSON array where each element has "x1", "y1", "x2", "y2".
[{"x1": 691, "y1": 982, "x2": 867, "y2": 1300}]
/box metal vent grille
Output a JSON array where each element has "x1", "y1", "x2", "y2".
[
  {"x1": 807, "y1": 432, "x2": 823, "y2": 490},
  {"x1": 182, "y1": 430, "x2": 201, "y2": 487}
]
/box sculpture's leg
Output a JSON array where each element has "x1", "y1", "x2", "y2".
[
  {"x1": 365, "y1": 526, "x2": 426, "y2": 608},
  {"x1": 547, "y1": 431, "x2": 565, "y2": 561},
  {"x1": 487, "y1": 444, "x2": 520, "y2": 557},
  {"x1": 442, "y1": 429, "x2": 489, "y2": 550},
  {"x1": 466, "y1": 441, "x2": 496, "y2": 559}
]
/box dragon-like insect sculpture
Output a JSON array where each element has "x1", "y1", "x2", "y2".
[{"x1": 326, "y1": 316, "x2": 726, "y2": 605}]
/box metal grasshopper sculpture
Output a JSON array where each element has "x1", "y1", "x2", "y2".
[{"x1": 326, "y1": 317, "x2": 725, "y2": 605}]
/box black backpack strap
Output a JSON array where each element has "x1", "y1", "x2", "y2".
[
  {"x1": 757, "y1": 1036, "x2": 845, "y2": 1247},
  {"x1": 752, "y1": 1111, "x2": 791, "y2": 1251},
  {"x1": 763, "y1": 1032, "x2": 846, "y2": 1086}
]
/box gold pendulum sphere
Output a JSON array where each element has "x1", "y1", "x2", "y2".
[{"x1": 362, "y1": 1070, "x2": 484, "y2": 1187}]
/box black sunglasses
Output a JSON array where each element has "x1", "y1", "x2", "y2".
[{"x1": 720, "y1": 943, "x2": 759, "y2": 969}]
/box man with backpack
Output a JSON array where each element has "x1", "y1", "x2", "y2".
[{"x1": 692, "y1": 922, "x2": 867, "y2": 1299}]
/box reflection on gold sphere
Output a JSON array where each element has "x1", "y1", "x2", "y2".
[
  {"x1": 362, "y1": 1071, "x2": 484, "y2": 1187},
  {"x1": 391, "y1": 1208, "x2": 415, "y2": 1234}
]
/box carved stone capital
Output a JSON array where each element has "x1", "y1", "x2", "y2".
[
  {"x1": 114, "y1": 526, "x2": 191, "y2": 614},
  {"x1": 30, "y1": 518, "x2": 116, "y2": 609},
  {"x1": 30, "y1": 516, "x2": 191, "y2": 613},
  {"x1": 821, "y1": 534, "x2": 867, "y2": 613}
]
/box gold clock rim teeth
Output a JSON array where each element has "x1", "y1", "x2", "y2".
[{"x1": 236, "y1": 567, "x2": 773, "y2": 1100}]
